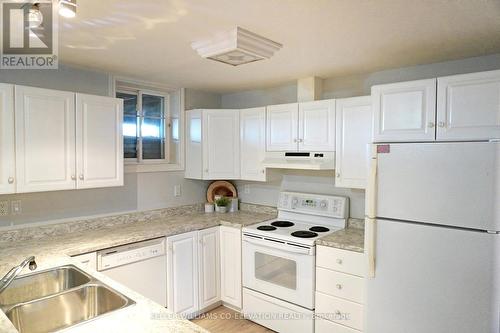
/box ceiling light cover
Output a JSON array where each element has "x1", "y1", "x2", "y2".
[
  {"x1": 28, "y1": 5, "x2": 43, "y2": 28},
  {"x1": 192, "y1": 27, "x2": 282, "y2": 66},
  {"x1": 59, "y1": 0, "x2": 76, "y2": 18}
]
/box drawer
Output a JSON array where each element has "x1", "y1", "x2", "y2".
[
  {"x1": 315, "y1": 291, "x2": 364, "y2": 331},
  {"x1": 315, "y1": 318, "x2": 361, "y2": 333},
  {"x1": 316, "y1": 246, "x2": 365, "y2": 277},
  {"x1": 316, "y1": 267, "x2": 364, "y2": 303}
]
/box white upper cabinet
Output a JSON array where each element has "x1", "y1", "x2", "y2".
[
  {"x1": 437, "y1": 70, "x2": 500, "y2": 141},
  {"x1": 298, "y1": 100, "x2": 336, "y2": 151},
  {"x1": 198, "y1": 227, "x2": 221, "y2": 310},
  {"x1": 185, "y1": 109, "x2": 203, "y2": 179},
  {"x1": 76, "y1": 94, "x2": 123, "y2": 189},
  {"x1": 203, "y1": 109, "x2": 240, "y2": 179},
  {"x1": 240, "y1": 107, "x2": 266, "y2": 181},
  {"x1": 266, "y1": 103, "x2": 298, "y2": 151},
  {"x1": 167, "y1": 231, "x2": 199, "y2": 316},
  {"x1": 0, "y1": 84, "x2": 15, "y2": 194},
  {"x1": 15, "y1": 86, "x2": 76, "y2": 193},
  {"x1": 335, "y1": 96, "x2": 372, "y2": 189},
  {"x1": 372, "y1": 79, "x2": 437, "y2": 142}
]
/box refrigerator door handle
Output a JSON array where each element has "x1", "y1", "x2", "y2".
[
  {"x1": 365, "y1": 217, "x2": 376, "y2": 278},
  {"x1": 366, "y1": 145, "x2": 378, "y2": 218}
]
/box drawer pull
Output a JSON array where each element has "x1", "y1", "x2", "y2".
[
  {"x1": 336, "y1": 259, "x2": 343, "y2": 265},
  {"x1": 336, "y1": 284, "x2": 343, "y2": 290}
]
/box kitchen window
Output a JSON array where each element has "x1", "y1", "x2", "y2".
[{"x1": 115, "y1": 80, "x2": 184, "y2": 172}]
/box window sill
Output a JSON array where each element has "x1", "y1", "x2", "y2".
[{"x1": 125, "y1": 162, "x2": 184, "y2": 173}]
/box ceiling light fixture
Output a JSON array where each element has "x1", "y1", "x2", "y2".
[
  {"x1": 191, "y1": 27, "x2": 282, "y2": 66},
  {"x1": 28, "y1": 4, "x2": 43, "y2": 28},
  {"x1": 58, "y1": 0, "x2": 77, "y2": 18}
]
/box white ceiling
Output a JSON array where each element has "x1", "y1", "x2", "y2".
[{"x1": 59, "y1": 0, "x2": 500, "y2": 93}]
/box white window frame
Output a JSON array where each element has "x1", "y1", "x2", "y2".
[{"x1": 113, "y1": 77, "x2": 185, "y2": 173}]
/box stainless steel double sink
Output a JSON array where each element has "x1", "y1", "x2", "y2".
[{"x1": 0, "y1": 265, "x2": 135, "y2": 333}]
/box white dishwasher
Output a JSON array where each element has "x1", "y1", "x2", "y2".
[{"x1": 97, "y1": 237, "x2": 167, "y2": 307}]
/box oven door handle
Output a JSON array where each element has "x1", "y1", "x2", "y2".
[{"x1": 243, "y1": 237, "x2": 313, "y2": 255}]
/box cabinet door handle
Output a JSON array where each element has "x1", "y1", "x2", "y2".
[
  {"x1": 298, "y1": 138, "x2": 303, "y2": 143},
  {"x1": 79, "y1": 174, "x2": 84, "y2": 180},
  {"x1": 71, "y1": 175, "x2": 76, "y2": 180},
  {"x1": 438, "y1": 121, "x2": 446, "y2": 128},
  {"x1": 204, "y1": 169, "x2": 209, "y2": 173},
  {"x1": 336, "y1": 258, "x2": 343, "y2": 265},
  {"x1": 336, "y1": 172, "x2": 340, "y2": 178},
  {"x1": 427, "y1": 122, "x2": 435, "y2": 128},
  {"x1": 336, "y1": 284, "x2": 343, "y2": 290},
  {"x1": 293, "y1": 138, "x2": 298, "y2": 143},
  {"x1": 8, "y1": 177, "x2": 14, "y2": 184}
]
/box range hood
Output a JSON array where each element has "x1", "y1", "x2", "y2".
[{"x1": 262, "y1": 152, "x2": 335, "y2": 170}]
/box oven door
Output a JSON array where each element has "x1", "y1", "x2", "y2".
[{"x1": 242, "y1": 235, "x2": 315, "y2": 309}]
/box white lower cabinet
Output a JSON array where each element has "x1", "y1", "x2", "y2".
[
  {"x1": 167, "y1": 227, "x2": 221, "y2": 317},
  {"x1": 220, "y1": 225, "x2": 242, "y2": 309},
  {"x1": 198, "y1": 227, "x2": 221, "y2": 310},
  {"x1": 167, "y1": 231, "x2": 199, "y2": 316},
  {"x1": 315, "y1": 245, "x2": 365, "y2": 332}
]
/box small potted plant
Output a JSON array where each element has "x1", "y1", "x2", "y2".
[{"x1": 215, "y1": 196, "x2": 230, "y2": 213}]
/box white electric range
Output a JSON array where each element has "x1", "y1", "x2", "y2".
[{"x1": 242, "y1": 191, "x2": 349, "y2": 333}]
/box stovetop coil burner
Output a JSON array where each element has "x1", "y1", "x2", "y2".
[
  {"x1": 291, "y1": 230, "x2": 318, "y2": 238},
  {"x1": 271, "y1": 221, "x2": 295, "y2": 227},
  {"x1": 257, "y1": 225, "x2": 277, "y2": 231},
  {"x1": 309, "y1": 226, "x2": 330, "y2": 232}
]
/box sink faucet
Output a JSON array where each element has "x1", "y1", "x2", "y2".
[{"x1": 0, "y1": 256, "x2": 37, "y2": 293}]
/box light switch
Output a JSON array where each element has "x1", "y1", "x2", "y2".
[
  {"x1": 11, "y1": 200, "x2": 21, "y2": 215},
  {"x1": 174, "y1": 185, "x2": 181, "y2": 197}
]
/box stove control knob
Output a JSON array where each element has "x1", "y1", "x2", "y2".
[
  {"x1": 320, "y1": 200, "x2": 327, "y2": 209},
  {"x1": 292, "y1": 198, "x2": 299, "y2": 206}
]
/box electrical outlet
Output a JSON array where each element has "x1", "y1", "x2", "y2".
[
  {"x1": 11, "y1": 200, "x2": 21, "y2": 215},
  {"x1": 0, "y1": 201, "x2": 8, "y2": 216},
  {"x1": 244, "y1": 184, "x2": 250, "y2": 194},
  {"x1": 174, "y1": 184, "x2": 181, "y2": 197}
]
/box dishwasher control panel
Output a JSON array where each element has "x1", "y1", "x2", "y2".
[{"x1": 97, "y1": 238, "x2": 165, "y2": 270}]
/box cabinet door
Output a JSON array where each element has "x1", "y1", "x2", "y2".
[
  {"x1": 372, "y1": 79, "x2": 436, "y2": 142},
  {"x1": 266, "y1": 103, "x2": 298, "y2": 151},
  {"x1": 220, "y1": 226, "x2": 242, "y2": 308},
  {"x1": 0, "y1": 84, "x2": 15, "y2": 194},
  {"x1": 185, "y1": 110, "x2": 203, "y2": 179},
  {"x1": 298, "y1": 100, "x2": 336, "y2": 151},
  {"x1": 167, "y1": 231, "x2": 199, "y2": 316},
  {"x1": 437, "y1": 70, "x2": 500, "y2": 140},
  {"x1": 335, "y1": 96, "x2": 372, "y2": 189},
  {"x1": 203, "y1": 109, "x2": 240, "y2": 179},
  {"x1": 76, "y1": 94, "x2": 123, "y2": 189},
  {"x1": 240, "y1": 107, "x2": 266, "y2": 181},
  {"x1": 15, "y1": 86, "x2": 76, "y2": 193},
  {"x1": 198, "y1": 227, "x2": 220, "y2": 310}
]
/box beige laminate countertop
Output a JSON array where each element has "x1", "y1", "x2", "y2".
[
  {"x1": 0, "y1": 209, "x2": 275, "y2": 333},
  {"x1": 316, "y1": 222, "x2": 365, "y2": 253}
]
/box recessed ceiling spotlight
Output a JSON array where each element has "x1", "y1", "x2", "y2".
[
  {"x1": 59, "y1": 0, "x2": 77, "y2": 18},
  {"x1": 191, "y1": 27, "x2": 282, "y2": 66}
]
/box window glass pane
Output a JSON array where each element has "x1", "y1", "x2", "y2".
[
  {"x1": 117, "y1": 92, "x2": 137, "y2": 116},
  {"x1": 255, "y1": 252, "x2": 297, "y2": 290},
  {"x1": 142, "y1": 117, "x2": 165, "y2": 159},
  {"x1": 142, "y1": 94, "x2": 164, "y2": 118},
  {"x1": 123, "y1": 116, "x2": 138, "y2": 158}
]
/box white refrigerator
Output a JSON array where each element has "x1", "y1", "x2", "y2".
[{"x1": 365, "y1": 142, "x2": 500, "y2": 333}]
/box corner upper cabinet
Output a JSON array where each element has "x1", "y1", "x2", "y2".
[
  {"x1": 15, "y1": 86, "x2": 77, "y2": 193},
  {"x1": 372, "y1": 79, "x2": 436, "y2": 142},
  {"x1": 0, "y1": 84, "x2": 15, "y2": 194},
  {"x1": 185, "y1": 109, "x2": 240, "y2": 180},
  {"x1": 76, "y1": 94, "x2": 123, "y2": 189},
  {"x1": 335, "y1": 96, "x2": 372, "y2": 189},
  {"x1": 266, "y1": 103, "x2": 298, "y2": 151},
  {"x1": 240, "y1": 107, "x2": 266, "y2": 181},
  {"x1": 203, "y1": 109, "x2": 240, "y2": 179},
  {"x1": 298, "y1": 100, "x2": 335, "y2": 151},
  {"x1": 437, "y1": 70, "x2": 500, "y2": 141}
]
